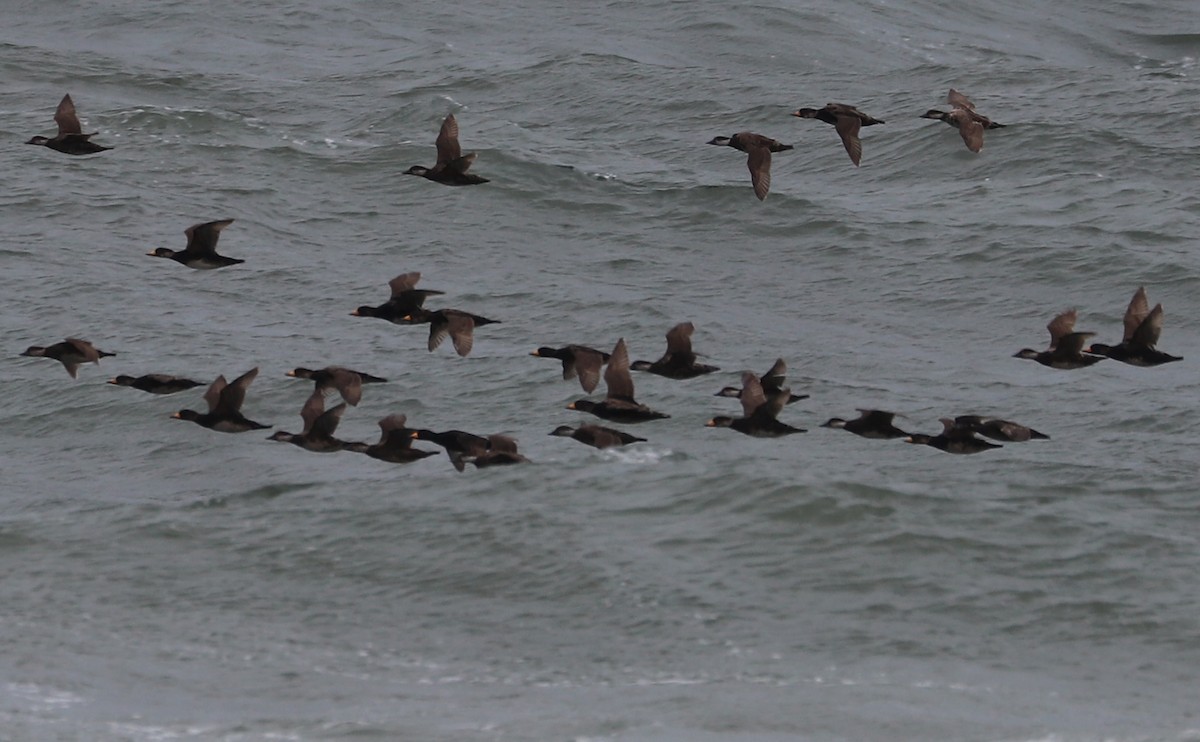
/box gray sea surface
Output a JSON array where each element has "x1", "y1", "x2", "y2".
[{"x1": 3, "y1": 0, "x2": 1200, "y2": 740}]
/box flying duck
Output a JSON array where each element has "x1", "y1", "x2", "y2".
[
  {"x1": 402, "y1": 308, "x2": 499, "y2": 357},
  {"x1": 791, "y1": 103, "x2": 884, "y2": 166},
  {"x1": 707, "y1": 132, "x2": 793, "y2": 200},
  {"x1": 350, "y1": 271, "x2": 445, "y2": 323},
  {"x1": 630, "y1": 322, "x2": 719, "y2": 379},
  {"x1": 531, "y1": 345, "x2": 611, "y2": 393},
  {"x1": 715, "y1": 358, "x2": 809, "y2": 404},
  {"x1": 820, "y1": 409, "x2": 909, "y2": 439},
  {"x1": 108, "y1": 374, "x2": 204, "y2": 395},
  {"x1": 404, "y1": 113, "x2": 489, "y2": 185},
  {"x1": 171, "y1": 367, "x2": 270, "y2": 433},
  {"x1": 920, "y1": 88, "x2": 1005, "y2": 153},
  {"x1": 904, "y1": 418, "x2": 1002, "y2": 454},
  {"x1": 26, "y1": 94, "x2": 111, "y2": 155},
  {"x1": 285, "y1": 366, "x2": 387, "y2": 406},
  {"x1": 1085, "y1": 287, "x2": 1183, "y2": 366},
  {"x1": 705, "y1": 371, "x2": 804, "y2": 437},
  {"x1": 568, "y1": 338, "x2": 669, "y2": 423},
  {"x1": 1014, "y1": 310, "x2": 1105, "y2": 369},
  {"x1": 20, "y1": 338, "x2": 114, "y2": 378},
  {"x1": 147, "y1": 219, "x2": 242, "y2": 269}
]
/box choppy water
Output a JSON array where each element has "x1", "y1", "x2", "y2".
[{"x1": 3, "y1": 0, "x2": 1200, "y2": 740}]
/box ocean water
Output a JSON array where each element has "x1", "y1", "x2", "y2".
[{"x1": 2, "y1": 0, "x2": 1200, "y2": 739}]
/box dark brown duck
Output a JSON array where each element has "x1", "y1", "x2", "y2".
[
  {"x1": 549, "y1": 424, "x2": 646, "y2": 450},
  {"x1": 1014, "y1": 309, "x2": 1105, "y2": 370},
  {"x1": 568, "y1": 338, "x2": 669, "y2": 423},
  {"x1": 531, "y1": 345, "x2": 611, "y2": 393},
  {"x1": 904, "y1": 418, "x2": 1002, "y2": 454},
  {"x1": 21, "y1": 338, "x2": 114, "y2": 378},
  {"x1": 820, "y1": 409, "x2": 909, "y2": 439},
  {"x1": 1085, "y1": 287, "x2": 1183, "y2": 367},
  {"x1": 402, "y1": 308, "x2": 499, "y2": 357},
  {"x1": 345, "y1": 414, "x2": 439, "y2": 464},
  {"x1": 171, "y1": 367, "x2": 270, "y2": 433},
  {"x1": 715, "y1": 358, "x2": 808, "y2": 405},
  {"x1": 404, "y1": 113, "x2": 489, "y2": 186},
  {"x1": 268, "y1": 391, "x2": 361, "y2": 453},
  {"x1": 147, "y1": 219, "x2": 243, "y2": 269},
  {"x1": 921, "y1": 89, "x2": 1005, "y2": 153},
  {"x1": 707, "y1": 132, "x2": 792, "y2": 200},
  {"x1": 791, "y1": 103, "x2": 884, "y2": 166},
  {"x1": 285, "y1": 366, "x2": 387, "y2": 406},
  {"x1": 26, "y1": 94, "x2": 111, "y2": 155},
  {"x1": 705, "y1": 372, "x2": 804, "y2": 437},
  {"x1": 631, "y1": 322, "x2": 719, "y2": 379},
  {"x1": 108, "y1": 374, "x2": 204, "y2": 395},
  {"x1": 350, "y1": 271, "x2": 445, "y2": 324}
]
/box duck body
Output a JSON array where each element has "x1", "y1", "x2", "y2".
[
  {"x1": 715, "y1": 358, "x2": 808, "y2": 404},
  {"x1": 821, "y1": 409, "x2": 908, "y2": 439},
  {"x1": 27, "y1": 95, "x2": 110, "y2": 155},
  {"x1": 952, "y1": 415, "x2": 1048, "y2": 442},
  {"x1": 286, "y1": 366, "x2": 386, "y2": 406},
  {"x1": 351, "y1": 271, "x2": 445, "y2": 324},
  {"x1": 921, "y1": 89, "x2": 1005, "y2": 153},
  {"x1": 707, "y1": 132, "x2": 792, "y2": 200},
  {"x1": 531, "y1": 345, "x2": 611, "y2": 393},
  {"x1": 1015, "y1": 309, "x2": 1105, "y2": 370},
  {"x1": 905, "y1": 419, "x2": 1001, "y2": 454},
  {"x1": 569, "y1": 338, "x2": 670, "y2": 423},
  {"x1": 404, "y1": 308, "x2": 499, "y2": 357},
  {"x1": 1084, "y1": 287, "x2": 1183, "y2": 367},
  {"x1": 148, "y1": 219, "x2": 242, "y2": 269},
  {"x1": 404, "y1": 113, "x2": 489, "y2": 186},
  {"x1": 705, "y1": 371, "x2": 804, "y2": 437},
  {"x1": 550, "y1": 424, "x2": 646, "y2": 449},
  {"x1": 791, "y1": 103, "x2": 884, "y2": 166},
  {"x1": 410, "y1": 429, "x2": 521, "y2": 471},
  {"x1": 108, "y1": 374, "x2": 203, "y2": 395},
  {"x1": 268, "y1": 392, "x2": 360, "y2": 453},
  {"x1": 631, "y1": 322, "x2": 719, "y2": 379},
  {"x1": 21, "y1": 338, "x2": 114, "y2": 378},
  {"x1": 172, "y1": 367, "x2": 269, "y2": 433},
  {"x1": 346, "y1": 414, "x2": 438, "y2": 463}
]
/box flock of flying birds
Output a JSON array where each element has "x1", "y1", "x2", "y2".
[{"x1": 18, "y1": 91, "x2": 1184, "y2": 466}]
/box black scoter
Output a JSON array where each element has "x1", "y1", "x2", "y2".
[
  {"x1": 404, "y1": 113, "x2": 489, "y2": 186},
  {"x1": 549, "y1": 424, "x2": 646, "y2": 449},
  {"x1": 707, "y1": 132, "x2": 793, "y2": 200},
  {"x1": 904, "y1": 419, "x2": 1002, "y2": 454},
  {"x1": 402, "y1": 308, "x2": 499, "y2": 357},
  {"x1": 345, "y1": 414, "x2": 438, "y2": 463},
  {"x1": 791, "y1": 103, "x2": 884, "y2": 166},
  {"x1": 285, "y1": 366, "x2": 386, "y2": 406},
  {"x1": 1014, "y1": 309, "x2": 1105, "y2": 369},
  {"x1": 268, "y1": 391, "x2": 361, "y2": 453},
  {"x1": 147, "y1": 219, "x2": 242, "y2": 269},
  {"x1": 350, "y1": 271, "x2": 445, "y2": 324},
  {"x1": 26, "y1": 94, "x2": 111, "y2": 155},
  {"x1": 631, "y1": 322, "x2": 719, "y2": 379},
  {"x1": 21, "y1": 338, "x2": 114, "y2": 378},
  {"x1": 1085, "y1": 287, "x2": 1183, "y2": 367},
  {"x1": 108, "y1": 374, "x2": 204, "y2": 395},
  {"x1": 921, "y1": 89, "x2": 1005, "y2": 153},
  {"x1": 171, "y1": 367, "x2": 270, "y2": 433},
  {"x1": 568, "y1": 338, "x2": 669, "y2": 423},
  {"x1": 952, "y1": 415, "x2": 1048, "y2": 442},
  {"x1": 531, "y1": 345, "x2": 611, "y2": 393},
  {"x1": 705, "y1": 371, "x2": 804, "y2": 437},
  {"x1": 715, "y1": 358, "x2": 808, "y2": 404},
  {"x1": 821, "y1": 409, "x2": 908, "y2": 439}
]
